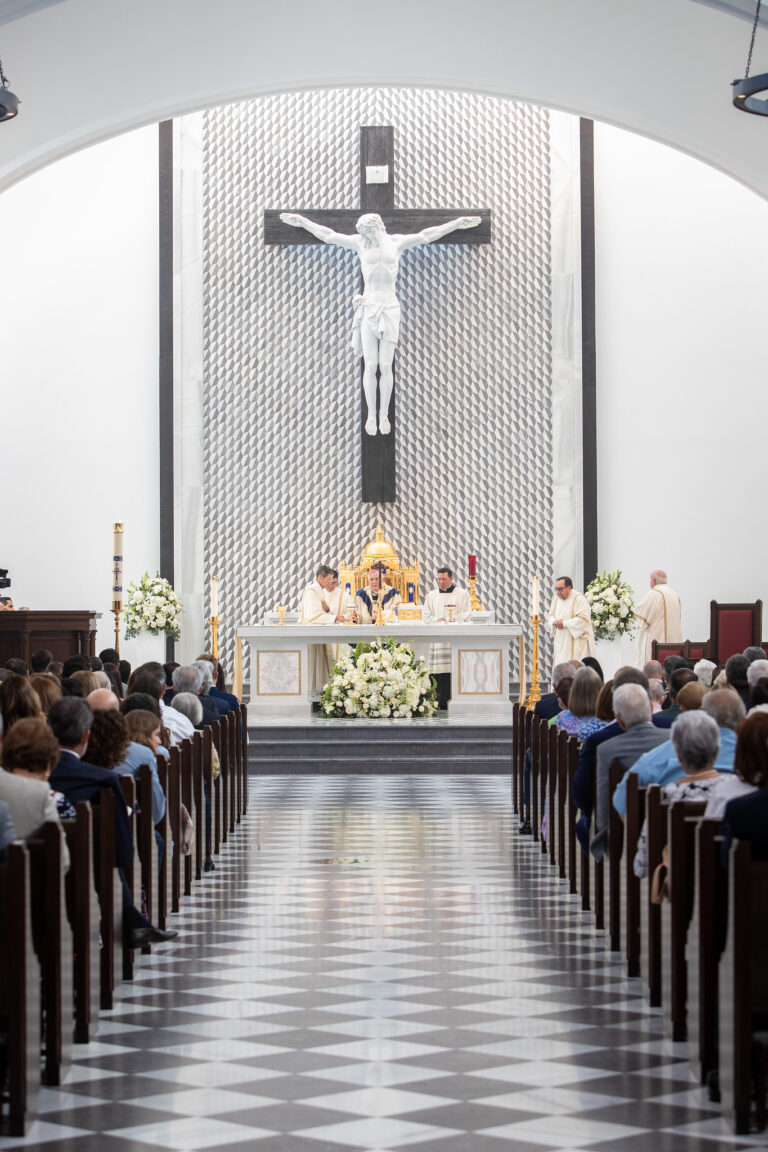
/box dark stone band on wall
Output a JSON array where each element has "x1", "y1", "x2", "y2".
[
  {"x1": 159, "y1": 120, "x2": 175, "y2": 661},
  {"x1": 580, "y1": 118, "x2": 598, "y2": 585}
]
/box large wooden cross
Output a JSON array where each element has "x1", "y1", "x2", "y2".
[{"x1": 265, "y1": 126, "x2": 490, "y2": 504}]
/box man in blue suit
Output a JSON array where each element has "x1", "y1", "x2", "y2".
[{"x1": 48, "y1": 698, "x2": 176, "y2": 947}]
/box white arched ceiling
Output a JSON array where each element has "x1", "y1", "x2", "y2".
[{"x1": 2, "y1": 0, "x2": 768, "y2": 197}]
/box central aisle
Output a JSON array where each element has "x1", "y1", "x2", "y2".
[{"x1": 9, "y1": 776, "x2": 759, "y2": 1151}]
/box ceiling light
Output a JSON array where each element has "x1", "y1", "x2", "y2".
[
  {"x1": 733, "y1": 0, "x2": 768, "y2": 114},
  {"x1": 0, "y1": 54, "x2": 19, "y2": 122}
]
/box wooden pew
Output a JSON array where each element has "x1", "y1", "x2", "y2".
[
  {"x1": 212, "y1": 718, "x2": 228, "y2": 847},
  {"x1": 191, "y1": 731, "x2": 204, "y2": 881},
  {"x1": 95, "y1": 789, "x2": 123, "y2": 1010},
  {"x1": 719, "y1": 840, "x2": 768, "y2": 1134},
  {"x1": 228, "y1": 710, "x2": 242, "y2": 824},
  {"x1": 661, "y1": 800, "x2": 707, "y2": 1041},
  {"x1": 622, "y1": 773, "x2": 646, "y2": 977},
  {"x1": 136, "y1": 764, "x2": 159, "y2": 930},
  {"x1": 239, "y1": 703, "x2": 249, "y2": 816},
  {"x1": 687, "y1": 817, "x2": 726, "y2": 1086},
  {"x1": 222, "y1": 711, "x2": 235, "y2": 835},
  {"x1": 166, "y1": 744, "x2": 183, "y2": 913},
  {"x1": 607, "y1": 759, "x2": 625, "y2": 952},
  {"x1": 155, "y1": 753, "x2": 170, "y2": 927},
  {"x1": 119, "y1": 775, "x2": 141, "y2": 980},
  {"x1": 556, "y1": 730, "x2": 568, "y2": 881},
  {"x1": 591, "y1": 756, "x2": 605, "y2": 932},
  {"x1": 547, "y1": 723, "x2": 559, "y2": 868},
  {"x1": 640, "y1": 786, "x2": 664, "y2": 1007},
  {"x1": 0, "y1": 842, "x2": 41, "y2": 1136},
  {"x1": 563, "y1": 735, "x2": 579, "y2": 896},
  {"x1": 62, "y1": 802, "x2": 100, "y2": 1044},
  {"x1": 530, "y1": 713, "x2": 544, "y2": 845},
  {"x1": 180, "y1": 738, "x2": 196, "y2": 898},
  {"x1": 26, "y1": 821, "x2": 73, "y2": 1086},
  {"x1": 512, "y1": 702, "x2": 522, "y2": 814}
]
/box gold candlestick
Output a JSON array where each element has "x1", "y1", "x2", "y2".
[
  {"x1": 112, "y1": 603, "x2": 121, "y2": 656},
  {"x1": 375, "y1": 597, "x2": 384, "y2": 626},
  {"x1": 276, "y1": 605, "x2": 286, "y2": 626},
  {"x1": 209, "y1": 615, "x2": 219, "y2": 659},
  {"x1": 468, "y1": 575, "x2": 483, "y2": 612},
  {"x1": 525, "y1": 614, "x2": 542, "y2": 709}
]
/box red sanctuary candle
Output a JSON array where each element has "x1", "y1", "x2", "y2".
[{"x1": 468, "y1": 554, "x2": 477, "y2": 578}]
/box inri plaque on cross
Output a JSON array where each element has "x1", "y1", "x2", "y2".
[{"x1": 265, "y1": 126, "x2": 490, "y2": 504}]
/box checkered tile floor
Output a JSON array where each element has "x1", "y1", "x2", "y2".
[{"x1": 6, "y1": 775, "x2": 764, "y2": 1152}]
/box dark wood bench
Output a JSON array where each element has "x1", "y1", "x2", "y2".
[
  {"x1": 622, "y1": 773, "x2": 646, "y2": 977},
  {"x1": 660, "y1": 800, "x2": 707, "y2": 1041},
  {"x1": 719, "y1": 840, "x2": 768, "y2": 1134},
  {"x1": 607, "y1": 759, "x2": 625, "y2": 953},
  {"x1": 641, "y1": 785, "x2": 664, "y2": 1007},
  {"x1": 26, "y1": 821, "x2": 73, "y2": 1086},
  {"x1": 94, "y1": 789, "x2": 123, "y2": 1010},
  {"x1": 687, "y1": 816, "x2": 726, "y2": 1087},
  {"x1": 62, "y1": 802, "x2": 101, "y2": 1044},
  {"x1": 0, "y1": 842, "x2": 40, "y2": 1136}
]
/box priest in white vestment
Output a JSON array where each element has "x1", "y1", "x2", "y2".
[
  {"x1": 355, "y1": 566, "x2": 401, "y2": 624},
  {"x1": 298, "y1": 565, "x2": 349, "y2": 692},
  {"x1": 633, "y1": 570, "x2": 682, "y2": 666},
  {"x1": 423, "y1": 567, "x2": 471, "y2": 709},
  {"x1": 548, "y1": 576, "x2": 596, "y2": 667}
]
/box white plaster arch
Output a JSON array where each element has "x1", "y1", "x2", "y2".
[{"x1": 1, "y1": 0, "x2": 768, "y2": 197}]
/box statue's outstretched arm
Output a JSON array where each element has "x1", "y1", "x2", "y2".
[
  {"x1": 279, "y1": 212, "x2": 358, "y2": 250},
  {"x1": 397, "y1": 215, "x2": 482, "y2": 251}
]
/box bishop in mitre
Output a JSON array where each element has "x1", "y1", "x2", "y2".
[
  {"x1": 633, "y1": 569, "x2": 682, "y2": 666},
  {"x1": 548, "y1": 575, "x2": 596, "y2": 666},
  {"x1": 298, "y1": 565, "x2": 352, "y2": 692},
  {"x1": 423, "y1": 566, "x2": 471, "y2": 709},
  {"x1": 355, "y1": 565, "x2": 401, "y2": 624}
]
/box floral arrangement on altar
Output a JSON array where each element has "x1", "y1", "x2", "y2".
[
  {"x1": 320, "y1": 636, "x2": 437, "y2": 718},
  {"x1": 124, "y1": 572, "x2": 182, "y2": 641},
  {"x1": 585, "y1": 569, "x2": 636, "y2": 642}
]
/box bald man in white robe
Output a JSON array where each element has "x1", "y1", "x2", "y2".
[
  {"x1": 633, "y1": 569, "x2": 682, "y2": 666},
  {"x1": 548, "y1": 576, "x2": 596, "y2": 667}
]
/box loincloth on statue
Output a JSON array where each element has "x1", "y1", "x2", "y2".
[{"x1": 351, "y1": 299, "x2": 401, "y2": 357}]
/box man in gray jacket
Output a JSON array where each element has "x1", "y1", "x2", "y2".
[{"x1": 591, "y1": 683, "x2": 669, "y2": 860}]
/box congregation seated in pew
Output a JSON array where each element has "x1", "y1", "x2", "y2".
[{"x1": 0, "y1": 717, "x2": 71, "y2": 871}]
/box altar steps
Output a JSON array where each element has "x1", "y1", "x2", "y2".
[{"x1": 247, "y1": 723, "x2": 513, "y2": 774}]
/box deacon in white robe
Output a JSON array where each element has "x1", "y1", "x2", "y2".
[
  {"x1": 298, "y1": 566, "x2": 348, "y2": 693},
  {"x1": 548, "y1": 577, "x2": 596, "y2": 668},
  {"x1": 633, "y1": 570, "x2": 682, "y2": 666},
  {"x1": 355, "y1": 567, "x2": 401, "y2": 624},
  {"x1": 423, "y1": 568, "x2": 471, "y2": 709}
]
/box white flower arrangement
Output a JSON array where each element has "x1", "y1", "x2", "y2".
[
  {"x1": 123, "y1": 572, "x2": 182, "y2": 641},
  {"x1": 585, "y1": 569, "x2": 636, "y2": 642},
  {"x1": 320, "y1": 636, "x2": 437, "y2": 719}
]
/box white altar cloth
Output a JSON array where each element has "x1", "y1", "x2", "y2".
[{"x1": 237, "y1": 622, "x2": 523, "y2": 720}]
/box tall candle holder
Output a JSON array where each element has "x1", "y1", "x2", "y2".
[
  {"x1": 112, "y1": 603, "x2": 121, "y2": 656},
  {"x1": 209, "y1": 615, "x2": 219, "y2": 659},
  {"x1": 525, "y1": 614, "x2": 542, "y2": 709},
  {"x1": 468, "y1": 575, "x2": 483, "y2": 612}
]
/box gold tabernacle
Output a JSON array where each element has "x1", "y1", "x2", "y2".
[{"x1": 339, "y1": 519, "x2": 420, "y2": 604}]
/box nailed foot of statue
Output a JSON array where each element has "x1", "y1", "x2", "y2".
[
  {"x1": 379, "y1": 416, "x2": 391, "y2": 435},
  {"x1": 365, "y1": 417, "x2": 378, "y2": 436}
]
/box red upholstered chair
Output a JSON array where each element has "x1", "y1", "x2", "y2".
[
  {"x1": 651, "y1": 641, "x2": 686, "y2": 663},
  {"x1": 687, "y1": 641, "x2": 710, "y2": 661},
  {"x1": 709, "y1": 600, "x2": 763, "y2": 665}
]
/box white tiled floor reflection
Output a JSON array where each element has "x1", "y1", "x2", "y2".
[{"x1": 2, "y1": 775, "x2": 760, "y2": 1152}]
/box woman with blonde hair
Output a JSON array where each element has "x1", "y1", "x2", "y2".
[
  {"x1": 556, "y1": 667, "x2": 608, "y2": 740},
  {"x1": 29, "y1": 673, "x2": 63, "y2": 716},
  {"x1": 70, "y1": 669, "x2": 100, "y2": 697},
  {"x1": 124, "y1": 708, "x2": 163, "y2": 754}
]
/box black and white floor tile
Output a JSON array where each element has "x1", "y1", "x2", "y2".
[{"x1": 5, "y1": 775, "x2": 764, "y2": 1152}]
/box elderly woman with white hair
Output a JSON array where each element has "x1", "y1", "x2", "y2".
[{"x1": 633, "y1": 711, "x2": 723, "y2": 878}]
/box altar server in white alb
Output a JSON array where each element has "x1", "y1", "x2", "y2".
[
  {"x1": 298, "y1": 565, "x2": 349, "y2": 692},
  {"x1": 548, "y1": 575, "x2": 596, "y2": 666},
  {"x1": 633, "y1": 569, "x2": 682, "y2": 666},
  {"x1": 423, "y1": 567, "x2": 471, "y2": 710}
]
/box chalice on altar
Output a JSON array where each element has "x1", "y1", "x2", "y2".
[
  {"x1": 275, "y1": 605, "x2": 286, "y2": 626},
  {"x1": 447, "y1": 603, "x2": 456, "y2": 623}
]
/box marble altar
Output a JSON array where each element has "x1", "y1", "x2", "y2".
[{"x1": 237, "y1": 622, "x2": 523, "y2": 720}]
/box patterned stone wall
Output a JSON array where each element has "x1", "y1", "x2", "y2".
[{"x1": 202, "y1": 88, "x2": 554, "y2": 678}]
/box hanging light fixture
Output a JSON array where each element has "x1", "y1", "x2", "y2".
[
  {"x1": 733, "y1": 0, "x2": 768, "y2": 114},
  {"x1": 0, "y1": 52, "x2": 19, "y2": 122}
]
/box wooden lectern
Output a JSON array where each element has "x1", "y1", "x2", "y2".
[{"x1": 0, "y1": 611, "x2": 102, "y2": 665}]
